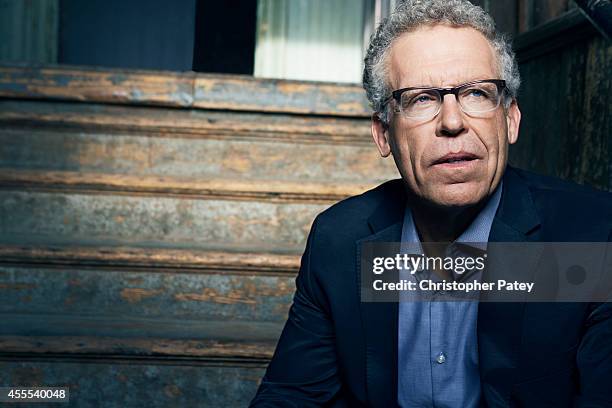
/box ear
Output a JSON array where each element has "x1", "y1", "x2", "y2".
[
  {"x1": 371, "y1": 113, "x2": 392, "y2": 157},
  {"x1": 505, "y1": 100, "x2": 521, "y2": 145}
]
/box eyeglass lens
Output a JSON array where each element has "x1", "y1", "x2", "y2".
[{"x1": 399, "y1": 82, "x2": 501, "y2": 118}]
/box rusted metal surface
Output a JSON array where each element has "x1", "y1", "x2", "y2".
[
  {"x1": 0, "y1": 360, "x2": 264, "y2": 407},
  {"x1": 0, "y1": 170, "x2": 385, "y2": 204},
  {"x1": 0, "y1": 190, "x2": 328, "y2": 252},
  {"x1": 0, "y1": 64, "x2": 371, "y2": 117}
]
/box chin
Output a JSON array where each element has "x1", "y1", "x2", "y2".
[{"x1": 427, "y1": 184, "x2": 487, "y2": 209}]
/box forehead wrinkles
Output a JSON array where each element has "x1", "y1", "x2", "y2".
[
  {"x1": 407, "y1": 70, "x2": 491, "y2": 89},
  {"x1": 388, "y1": 26, "x2": 498, "y2": 89}
]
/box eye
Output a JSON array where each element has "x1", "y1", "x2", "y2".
[
  {"x1": 407, "y1": 93, "x2": 437, "y2": 106},
  {"x1": 463, "y1": 86, "x2": 493, "y2": 99},
  {"x1": 416, "y1": 95, "x2": 433, "y2": 103}
]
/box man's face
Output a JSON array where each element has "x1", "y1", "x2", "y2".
[{"x1": 371, "y1": 25, "x2": 521, "y2": 208}]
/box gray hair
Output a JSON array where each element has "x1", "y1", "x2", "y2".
[{"x1": 363, "y1": 0, "x2": 520, "y2": 124}]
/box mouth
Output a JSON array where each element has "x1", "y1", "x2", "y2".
[{"x1": 431, "y1": 152, "x2": 480, "y2": 167}]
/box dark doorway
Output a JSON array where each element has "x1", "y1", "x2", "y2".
[{"x1": 192, "y1": 0, "x2": 258, "y2": 74}]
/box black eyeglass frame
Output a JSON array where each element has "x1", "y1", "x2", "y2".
[{"x1": 384, "y1": 79, "x2": 507, "y2": 115}]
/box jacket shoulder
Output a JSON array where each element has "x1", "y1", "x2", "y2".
[
  {"x1": 315, "y1": 179, "x2": 403, "y2": 232},
  {"x1": 512, "y1": 167, "x2": 606, "y2": 195},
  {"x1": 510, "y1": 167, "x2": 611, "y2": 238},
  {"x1": 512, "y1": 167, "x2": 610, "y2": 207}
]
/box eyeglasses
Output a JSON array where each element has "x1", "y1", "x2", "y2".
[{"x1": 385, "y1": 79, "x2": 507, "y2": 120}]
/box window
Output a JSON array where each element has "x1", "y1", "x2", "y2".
[
  {"x1": 254, "y1": 0, "x2": 369, "y2": 83},
  {"x1": 0, "y1": 0, "x2": 400, "y2": 83}
]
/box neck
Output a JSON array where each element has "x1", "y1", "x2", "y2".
[{"x1": 409, "y1": 196, "x2": 488, "y2": 243}]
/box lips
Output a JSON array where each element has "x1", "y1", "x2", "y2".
[{"x1": 431, "y1": 152, "x2": 479, "y2": 166}]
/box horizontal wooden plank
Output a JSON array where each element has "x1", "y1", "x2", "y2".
[
  {"x1": 193, "y1": 75, "x2": 370, "y2": 116},
  {"x1": 0, "y1": 63, "x2": 194, "y2": 104},
  {"x1": 0, "y1": 314, "x2": 284, "y2": 345},
  {"x1": 0, "y1": 265, "x2": 294, "y2": 322},
  {"x1": 0, "y1": 64, "x2": 371, "y2": 117},
  {"x1": 0, "y1": 170, "x2": 378, "y2": 204},
  {"x1": 0, "y1": 100, "x2": 374, "y2": 145},
  {"x1": 0, "y1": 190, "x2": 327, "y2": 252},
  {"x1": 0, "y1": 261, "x2": 292, "y2": 361},
  {"x1": 0, "y1": 360, "x2": 264, "y2": 407},
  {"x1": 0, "y1": 125, "x2": 395, "y2": 188},
  {"x1": 0, "y1": 315, "x2": 282, "y2": 370},
  {"x1": 0, "y1": 336, "x2": 274, "y2": 360},
  {"x1": 0, "y1": 246, "x2": 300, "y2": 274}
]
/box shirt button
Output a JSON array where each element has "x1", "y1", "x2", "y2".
[{"x1": 436, "y1": 352, "x2": 446, "y2": 364}]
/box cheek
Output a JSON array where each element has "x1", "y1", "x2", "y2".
[
  {"x1": 494, "y1": 116, "x2": 511, "y2": 160},
  {"x1": 478, "y1": 116, "x2": 508, "y2": 159},
  {"x1": 390, "y1": 128, "x2": 425, "y2": 174}
]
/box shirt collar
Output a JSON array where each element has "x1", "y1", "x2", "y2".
[{"x1": 401, "y1": 182, "x2": 503, "y2": 248}]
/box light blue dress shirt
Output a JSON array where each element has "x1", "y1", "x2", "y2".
[{"x1": 398, "y1": 184, "x2": 502, "y2": 408}]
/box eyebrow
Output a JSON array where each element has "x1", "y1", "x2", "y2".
[
  {"x1": 399, "y1": 73, "x2": 496, "y2": 89},
  {"x1": 402, "y1": 77, "x2": 492, "y2": 89}
]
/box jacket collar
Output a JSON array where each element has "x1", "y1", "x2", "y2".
[
  {"x1": 490, "y1": 166, "x2": 541, "y2": 241},
  {"x1": 358, "y1": 166, "x2": 541, "y2": 407},
  {"x1": 477, "y1": 166, "x2": 543, "y2": 405},
  {"x1": 366, "y1": 166, "x2": 542, "y2": 239},
  {"x1": 367, "y1": 179, "x2": 407, "y2": 234}
]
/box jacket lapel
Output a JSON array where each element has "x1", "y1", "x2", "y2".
[
  {"x1": 358, "y1": 180, "x2": 405, "y2": 408},
  {"x1": 478, "y1": 167, "x2": 542, "y2": 406}
]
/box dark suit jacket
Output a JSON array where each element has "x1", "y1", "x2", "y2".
[{"x1": 250, "y1": 167, "x2": 612, "y2": 407}]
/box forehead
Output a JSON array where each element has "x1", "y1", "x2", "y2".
[{"x1": 388, "y1": 25, "x2": 498, "y2": 89}]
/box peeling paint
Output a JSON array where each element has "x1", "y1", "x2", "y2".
[
  {"x1": 108, "y1": 74, "x2": 127, "y2": 86},
  {"x1": 174, "y1": 287, "x2": 257, "y2": 305},
  {"x1": 120, "y1": 288, "x2": 163, "y2": 303}
]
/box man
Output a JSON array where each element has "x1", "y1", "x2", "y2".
[{"x1": 250, "y1": 0, "x2": 611, "y2": 406}]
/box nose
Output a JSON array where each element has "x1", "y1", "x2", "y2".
[{"x1": 436, "y1": 94, "x2": 466, "y2": 137}]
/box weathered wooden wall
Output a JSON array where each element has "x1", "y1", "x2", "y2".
[
  {"x1": 0, "y1": 65, "x2": 398, "y2": 407},
  {"x1": 469, "y1": 0, "x2": 611, "y2": 190},
  {"x1": 511, "y1": 9, "x2": 611, "y2": 191},
  {"x1": 471, "y1": 0, "x2": 573, "y2": 35}
]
